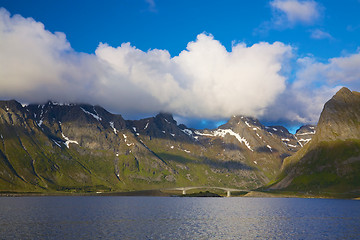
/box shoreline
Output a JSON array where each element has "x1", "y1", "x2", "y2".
[{"x1": 1, "y1": 189, "x2": 359, "y2": 199}]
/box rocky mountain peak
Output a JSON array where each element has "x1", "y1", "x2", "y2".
[
  {"x1": 155, "y1": 112, "x2": 177, "y2": 125},
  {"x1": 326, "y1": 87, "x2": 360, "y2": 110},
  {"x1": 221, "y1": 115, "x2": 261, "y2": 129},
  {"x1": 316, "y1": 87, "x2": 360, "y2": 141},
  {"x1": 295, "y1": 125, "x2": 316, "y2": 135},
  {"x1": 267, "y1": 126, "x2": 290, "y2": 136},
  {"x1": 333, "y1": 87, "x2": 353, "y2": 100},
  {"x1": 0, "y1": 100, "x2": 29, "y2": 127},
  {"x1": 294, "y1": 125, "x2": 316, "y2": 147},
  {"x1": 126, "y1": 112, "x2": 195, "y2": 142},
  {"x1": 0, "y1": 100, "x2": 24, "y2": 112}
]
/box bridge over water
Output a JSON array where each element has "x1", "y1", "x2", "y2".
[{"x1": 165, "y1": 186, "x2": 250, "y2": 197}]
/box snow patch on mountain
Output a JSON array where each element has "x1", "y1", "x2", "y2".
[
  {"x1": 181, "y1": 129, "x2": 193, "y2": 136},
  {"x1": 296, "y1": 131, "x2": 316, "y2": 135},
  {"x1": 61, "y1": 133, "x2": 78, "y2": 148},
  {"x1": 298, "y1": 138, "x2": 311, "y2": 144},
  {"x1": 37, "y1": 119, "x2": 43, "y2": 127},
  {"x1": 196, "y1": 129, "x2": 253, "y2": 151},
  {"x1": 109, "y1": 122, "x2": 117, "y2": 134},
  {"x1": 80, "y1": 107, "x2": 102, "y2": 121},
  {"x1": 52, "y1": 139, "x2": 62, "y2": 148}
]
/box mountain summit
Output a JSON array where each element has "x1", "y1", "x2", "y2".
[{"x1": 316, "y1": 87, "x2": 360, "y2": 141}]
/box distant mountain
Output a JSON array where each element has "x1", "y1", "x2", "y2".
[
  {"x1": 0, "y1": 100, "x2": 312, "y2": 193},
  {"x1": 271, "y1": 87, "x2": 360, "y2": 196}
]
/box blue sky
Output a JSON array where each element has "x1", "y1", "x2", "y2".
[
  {"x1": 1, "y1": 0, "x2": 360, "y2": 131},
  {"x1": 3, "y1": 0, "x2": 360, "y2": 59}
]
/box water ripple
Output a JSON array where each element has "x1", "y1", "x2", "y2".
[{"x1": 0, "y1": 197, "x2": 359, "y2": 239}]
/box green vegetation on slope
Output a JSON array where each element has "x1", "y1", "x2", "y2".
[{"x1": 271, "y1": 139, "x2": 360, "y2": 196}]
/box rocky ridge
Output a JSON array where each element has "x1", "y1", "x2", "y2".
[{"x1": 0, "y1": 100, "x2": 313, "y2": 193}]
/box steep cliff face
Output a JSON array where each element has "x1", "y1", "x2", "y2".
[
  {"x1": 315, "y1": 87, "x2": 360, "y2": 141},
  {"x1": 271, "y1": 87, "x2": 360, "y2": 196},
  {"x1": 0, "y1": 100, "x2": 311, "y2": 193}
]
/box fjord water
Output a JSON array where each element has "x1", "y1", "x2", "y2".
[{"x1": 0, "y1": 197, "x2": 359, "y2": 239}]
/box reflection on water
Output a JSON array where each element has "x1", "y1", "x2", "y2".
[{"x1": 0, "y1": 196, "x2": 359, "y2": 239}]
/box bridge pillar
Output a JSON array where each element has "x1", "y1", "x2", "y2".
[
  {"x1": 182, "y1": 189, "x2": 186, "y2": 195},
  {"x1": 227, "y1": 190, "x2": 231, "y2": 197}
]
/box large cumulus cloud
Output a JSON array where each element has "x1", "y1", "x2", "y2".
[
  {"x1": 96, "y1": 34, "x2": 292, "y2": 118},
  {"x1": 0, "y1": 8, "x2": 292, "y2": 120}
]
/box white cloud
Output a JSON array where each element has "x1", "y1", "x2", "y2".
[
  {"x1": 310, "y1": 29, "x2": 333, "y2": 40},
  {"x1": 264, "y1": 83, "x2": 340, "y2": 124},
  {"x1": 2, "y1": 8, "x2": 358, "y2": 127},
  {"x1": 297, "y1": 53, "x2": 360, "y2": 87},
  {"x1": 0, "y1": 8, "x2": 293, "y2": 120},
  {"x1": 270, "y1": 0, "x2": 321, "y2": 28},
  {"x1": 265, "y1": 52, "x2": 360, "y2": 124},
  {"x1": 94, "y1": 35, "x2": 293, "y2": 119},
  {"x1": 0, "y1": 8, "x2": 102, "y2": 104}
]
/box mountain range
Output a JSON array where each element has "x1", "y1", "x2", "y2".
[
  {"x1": 0, "y1": 97, "x2": 316, "y2": 193},
  {"x1": 1, "y1": 87, "x2": 359, "y2": 197}
]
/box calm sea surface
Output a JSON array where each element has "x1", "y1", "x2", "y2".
[{"x1": 0, "y1": 196, "x2": 359, "y2": 239}]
